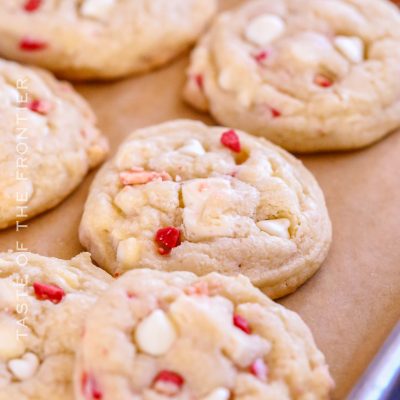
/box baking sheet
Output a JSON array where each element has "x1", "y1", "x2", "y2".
[{"x1": 1, "y1": 1, "x2": 400, "y2": 398}]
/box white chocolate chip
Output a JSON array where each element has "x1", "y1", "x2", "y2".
[
  {"x1": 238, "y1": 91, "x2": 252, "y2": 108},
  {"x1": 257, "y1": 218, "x2": 291, "y2": 239},
  {"x1": 114, "y1": 186, "x2": 147, "y2": 216},
  {"x1": 53, "y1": 269, "x2": 80, "y2": 290},
  {"x1": 218, "y1": 69, "x2": 236, "y2": 91},
  {"x1": 245, "y1": 14, "x2": 285, "y2": 46},
  {"x1": 81, "y1": 0, "x2": 114, "y2": 19},
  {"x1": 334, "y1": 36, "x2": 364, "y2": 63},
  {"x1": 182, "y1": 178, "x2": 259, "y2": 241},
  {"x1": 117, "y1": 238, "x2": 141, "y2": 269},
  {"x1": 134, "y1": 310, "x2": 176, "y2": 356},
  {"x1": 8, "y1": 353, "x2": 39, "y2": 381},
  {"x1": 5, "y1": 86, "x2": 20, "y2": 104},
  {"x1": 180, "y1": 139, "x2": 206, "y2": 157},
  {"x1": 0, "y1": 279, "x2": 17, "y2": 309},
  {"x1": 0, "y1": 315, "x2": 26, "y2": 359},
  {"x1": 202, "y1": 388, "x2": 230, "y2": 400}
]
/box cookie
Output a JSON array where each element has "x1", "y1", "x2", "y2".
[
  {"x1": 0, "y1": 252, "x2": 112, "y2": 400},
  {"x1": 79, "y1": 120, "x2": 331, "y2": 299},
  {"x1": 184, "y1": 0, "x2": 400, "y2": 153},
  {"x1": 74, "y1": 269, "x2": 334, "y2": 400},
  {"x1": 0, "y1": 0, "x2": 217, "y2": 80},
  {"x1": 0, "y1": 59, "x2": 108, "y2": 230}
]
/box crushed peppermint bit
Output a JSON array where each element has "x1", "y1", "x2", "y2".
[
  {"x1": 33, "y1": 282, "x2": 65, "y2": 304},
  {"x1": 155, "y1": 227, "x2": 181, "y2": 255},
  {"x1": 153, "y1": 370, "x2": 184, "y2": 396},
  {"x1": 221, "y1": 130, "x2": 241, "y2": 153},
  {"x1": 120, "y1": 170, "x2": 172, "y2": 186},
  {"x1": 233, "y1": 314, "x2": 252, "y2": 334},
  {"x1": 254, "y1": 50, "x2": 269, "y2": 63},
  {"x1": 19, "y1": 37, "x2": 48, "y2": 51},
  {"x1": 250, "y1": 358, "x2": 268, "y2": 382},
  {"x1": 194, "y1": 74, "x2": 204, "y2": 90},
  {"x1": 270, "y1": 107, "x2": 281, "y2": 118},
  {"x1": 198, "y1": 182, "x2": 208, "y2": 192},
  {"x1": 24, "y1": 0, "x2": 42, "y2": 12},
  {"x1": 27, "y1": 99, "x2": 52, "y2": 115},
  {"x1": 184, "y1": 281, "x2": 209, "y2": 296},
  {"x1": 81, "y1": 372, "x2": 103, "y2": 400},
  {"x1": 314, "y1": 74, "x2": 333, "y2": 88}
]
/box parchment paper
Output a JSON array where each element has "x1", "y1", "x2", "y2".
[{"x1": 1, "y1": 1, "x2": 400, "y2": 398}]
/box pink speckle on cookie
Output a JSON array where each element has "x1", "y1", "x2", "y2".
[
  {"x1": 221, "y1": 130, "x2": 241, "y2": 153},
  {"x1": 23, "y1": 0, "x2": 42, "y2": 12},
  {"x1": 250, "y1": 358, "x2": 268, "y2": 382},
  {"x1": 153, "y1": 370, "x2": 184, "y2": 396},
  {"x1": 194, "y1": 74, "x2": 204, "y2": 90},
  {"x1": 19, "y1": 37, "x2": 48, "y2": 51},
  {"x1": 120, "y1": 170, "x2": 172, "y2": 186},
  {"x1": 268, "y1": 106, "x2": 281, "y2": 118},
  {"x1": 33, "y1": 282, "x2": 65, "y2": 304},
  {"x1": 184, "y1": 281, "x2": 209, "y2": 296},
  {"x1": 27, "y1": 99, "x2": 52, "y2": 115},
  {"x1": 233, "y1": 314, "x2": 252, "y2": 334},
  {"x1": 314, "y1": 74, "x2": 333, "y2": 88},
  {"x1": 254, "y1": 50, "x2": 269, "y2": 63},
  {"x1": 198, "y1": 182, "x2": 208, "y2": 192},
  {"x1": 155, "y1": 227, "x2": 181, "y2": 255},
  {"x1": 81, "y1": 373, "x2": 103, "y2": 400}
]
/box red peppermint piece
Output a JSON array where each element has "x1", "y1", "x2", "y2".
[
  {"x1": 81, "y1": 372, "x2": 103, "y2": 400},
  {"x1": 250, "y1": 358, "x2": 268, "y2": 382},
  {"x1": 233, "y1": 314, "x2": 252, "y2": 334},
  {"x1": 27, "y1": 99, "x2": 52, "y2": 115},
  {"x1": 33, "y1": 282, "x2": 65, "y2": 304},
  {"x1": 314, "y1": 74, "x2": 333, "y2": 88},
  {"x1": 24, "y1": 0, "x2": 42, "y2": 12},
  {"x1": 254, "y1": 50, "x2": 269, "y2": 63},
  {"x1": 155, "y1": 227, "x2": 181, "y2": 255},
  {"x1": 194, "y1": 74, "x2": 204, "y2": 90},
  {"x1": 153, "y1": 370, "x2": 184, "y2": 395},
  {"x1": 270, "y1": 107, "x2": 281, "y2": 118},
  {"x1": 221, "y1": 130, "x2": 241, "y2": 153},
  {"x1": 19, "y1": 37, "x2": 48, "y2": 51}
]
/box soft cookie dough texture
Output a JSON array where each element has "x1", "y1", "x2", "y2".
[
  {"x1": 0, "y1": 252, "x2": 112, "y2": 400},
  {"x1": 74, "y1": 269, "x2": 334, "y2": 400},
  {"x1": 184, "y1": 0, "x2": 400, "y2": 152},
  {"x1": 79, "y1": 120, "x2": 332, "y2": 298},
  {"x1": 0, "y1": 0, "x2": 217, "y2": 80},
  {"x1": 0, "y1": 59, "x2": 108, "y2": 229}
]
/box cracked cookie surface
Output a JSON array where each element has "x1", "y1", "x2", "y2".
[
  {"x1": 184, "y1": 0, "x2": 400, "y2": 152},
  {"x1": 0, "y1": 0, "x2": 217, "y2": 80},
  {"x1": 79, "y1": 120, "x2": 331, "y2": 298},
  {"x1": 74, "y1": 269, "x2": 334, "y2": 400},
  {"x1": 0, "y1": 252, "x2": 112, "y2": 400},
  {"x1": 0, "y1": 59, "x2": 108, "y2": 229}
]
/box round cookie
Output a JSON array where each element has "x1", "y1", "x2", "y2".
[
  {"x1": 0, "y1": 0, "x2": 217, "y2": 80},
  {"x1": 0, "y1": 59, "x2": 108, "y2": 230},
  {"x1": 0, "y1": 251, "x2": 112, "y2": 400},
  {"x1": 184, "y1": 0, "x2": 400, "y2": 153},
  {"x1": 74, "y1": 269, "x2": 334, "y2": 400},
  {"x1": 79, "y1": 120, "x2": 331, "y2": 299}
]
